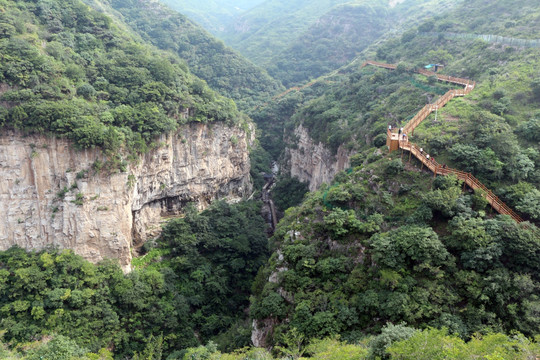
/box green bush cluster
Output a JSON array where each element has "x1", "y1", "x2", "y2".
[
  {"x1": 108, "y1": 0, "x2": 283, "y2": 111},
  {"x1": 252, "y1": 161, "x2": 539, "y2": 348},
  {"x1": 272, "y1": 176, "x2": 310, "y2": 211},
  {"x1": 0, "y1": 201, "x2": 268, "y2": 359},
  {"x1": 176, "y1": 326, "x2": 540, "y2": 360}
]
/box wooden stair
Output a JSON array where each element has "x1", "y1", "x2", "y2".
[
  {"x1": 364, "y1": 61, "x2": 524, "y2": 223},
  {"x1": 399, "y1": 140, "x2": 523, "y2": 223}
]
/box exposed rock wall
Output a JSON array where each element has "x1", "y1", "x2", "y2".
[
  {"x1": 0, "y1": 122, "x2": 252, "y2": 271},
  {"x1": 286, "y1": 125, "x2": 354, "y2": 191}
]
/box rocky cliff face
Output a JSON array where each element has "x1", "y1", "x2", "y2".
[
  {"x1": 286, "y1": 125, "x2": 354, "y2": 191},
  {"x1": 0, "y1": 122, "x2": 252, "y2": 271}
]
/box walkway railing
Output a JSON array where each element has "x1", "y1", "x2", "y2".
[
  {"x1": 364, "y1": 61, "x2": 525, "y2": 223},
  {"x1": 401, "y1": 140, "x2": 523, "y2": 222}
]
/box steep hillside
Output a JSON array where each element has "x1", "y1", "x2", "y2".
[
  {"x1": 221, "y1": 0, "x2": 352, "y2": 66},
  {"x1": 266, "y1": 2, "x2": 391, "y2": 87},
  {"x1": 99, "y1": 0, "x2": 283, "y2": 110},
  {"x1": 0, "y1": 0, "x2": 256, "y2": 268},
  {"x1": 252, "y1": 154, "x2": 539, "y2": 347},
  {"x1": 368, "y1": 1, "x2": 540, "y2": 222},
  {"x1": 0, "y1": 0, "x2": 244, "y2": 153},
  {"x1": 160, "y1": 0, "x2": 266, "y2": 35},
  {"x1": 252, "y1": 62, "x2": 456, "y2": 190},
  {"x1": 222, "y1": 0, "x2": 462, "y2": 87},
  {"x1": 258, "y1": 0, "x2": 540, "y2": 221},
  {"x1": 0, "y1": 0, "x2": 539, "y2": 357},
  {"x1": 424, "y1": 0, "x2": 540, "y2": 39},
  {"x1": 251, "y1": 0, "x2": 540, "y2": 347}
]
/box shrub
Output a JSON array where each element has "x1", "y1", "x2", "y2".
[
  {"x1": 350, "y1": 153, "x2": 364, "y2": 167},
  {"x1": 368, "y1": 323, "x2": 417, "y2": 359},
  {"x1": 76, "y1": 84, "x2": 96, "y2": 100},
  {"x1": 385, "y1": 159, "x2": 404, "y2": 175},
  {"x1": 517, "y1": 117, "x2": 540, "y2": 141},
  {"x1": 373, "y1": 133, "x2": 387, "y2": 147}
]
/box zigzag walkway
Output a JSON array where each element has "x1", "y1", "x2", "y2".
[{"x1": 362, "y1": 61, "x2": 524, "y2": 223}]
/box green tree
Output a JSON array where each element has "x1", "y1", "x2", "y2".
[
  {"x1": 368, "y1": 323, "x2": 417, "y2": 360},
  {"x1": 370, "y1": 226, "x2": 448, "y2": 270}
]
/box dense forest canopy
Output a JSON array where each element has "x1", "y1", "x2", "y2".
[
  {"x1": 0, "y1": 0, "x2": 539, "y2": 358},
  {"x1": 252, "y1": 158, "x2": 539, "y2": 346},
  {"x1": 104, "y1": 0, "x2": 283, "y2": 111},
  {"x1": 0, "y1": 0, "x2": 245, "y2": 164},
  {"x1": 160, "y1": 0, "x2": 265, "y2": 35},
  {"x1": 0, "y1": 201, "x2": 267, "y2": 358}
]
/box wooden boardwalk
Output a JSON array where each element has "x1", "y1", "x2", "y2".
[{"x1": 363, "y1": 61, "x2": 523, "y2": 223}]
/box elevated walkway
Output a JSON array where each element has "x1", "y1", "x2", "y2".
[{"x1": 364, "y1": 61, "x2": 524, "y2": 223}]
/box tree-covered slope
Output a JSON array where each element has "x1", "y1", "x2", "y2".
[
  {"x1": 0, "y1": 201, "x2": 268, "y2": 358},
  {"x1": 220, "y1": 0, "x2": 462, "y2": 87},
  {"x1": 420, "y1": 0, "x2": 540, "y2": 39},
  {"x1": 250, "y1": 0, "x2": 540, "y2": 348},
  {"x1": 221, "y1": 0, "x2": 353, "y2": 66},
  {"x1": 101, "y1": 0, "x2": 283, "y2": 111},
  {"x1": 266, "y1": 2, "x2": 390, "y2": 87},
  {"x1": 160, "y1": 0, "x2": 266, "y2": 35},
  {"x1": 266, "y1": 0, "x2": 462, "y2": 87},
  {"x1": 368, "y1": 0, "x2": 540, "y2": 221},
  {"x1": 256, "y1": 0, "x2": 540, "y2": 222},
  {"x1": 252, "y1": 62, "x2": 456, "y2": 166},
  {"x1": 252, "y1": 154, "x2": 539, "y2": 347},
  {"x1": 0, "y1": 0, "x2": 245, "y2": 162}
]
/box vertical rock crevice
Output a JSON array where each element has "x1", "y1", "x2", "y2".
[{"x1": 285, "y1": 124, "x2": 354, "y2": 191}]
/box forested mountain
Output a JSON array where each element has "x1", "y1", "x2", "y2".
[
  {"x1": 249, "y1": 0, "x2": 540, "y2": 350},
  {"x1": 265, "y1": 2, "x2": 391, "y2": 87},
  {"x1": 265, "y1": 0, "x2": 464, "y2": 87},
  {"x1": 258, "y1": 0, "x2": 540, "y2": 221},
  {"x1": 0, "y1": 0, "x2": 246, "y2": 162},
  {"x1": 0, "y1": 0, "x2": 539, "y2": 358},
  {"x1": 160, "y1": 0, "x2": 266, "y2": 35},
  {"x1": 97, "y1": 0, "x2": 283, "y2": 110},
  {"x1": 221, "y1": 0, "x2": 353, "y2": 65},
  {"x1": 220, "y1": 0, "x2": 463, "y2": 87}
]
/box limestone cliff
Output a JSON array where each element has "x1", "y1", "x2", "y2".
[
  {"x1": 286, "y1": 125, "x2": 354, "y2": 191},
  {"x1": 0, "y1": 122, "x2": 252, "y2": 271}
]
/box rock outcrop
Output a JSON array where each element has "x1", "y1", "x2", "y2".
[
  {"x1": 286, "y1": 125, "x2": 354, "y2": 191},
  {"x1": 0, "y1": 122, "x2": 252, "y2": 271}
]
